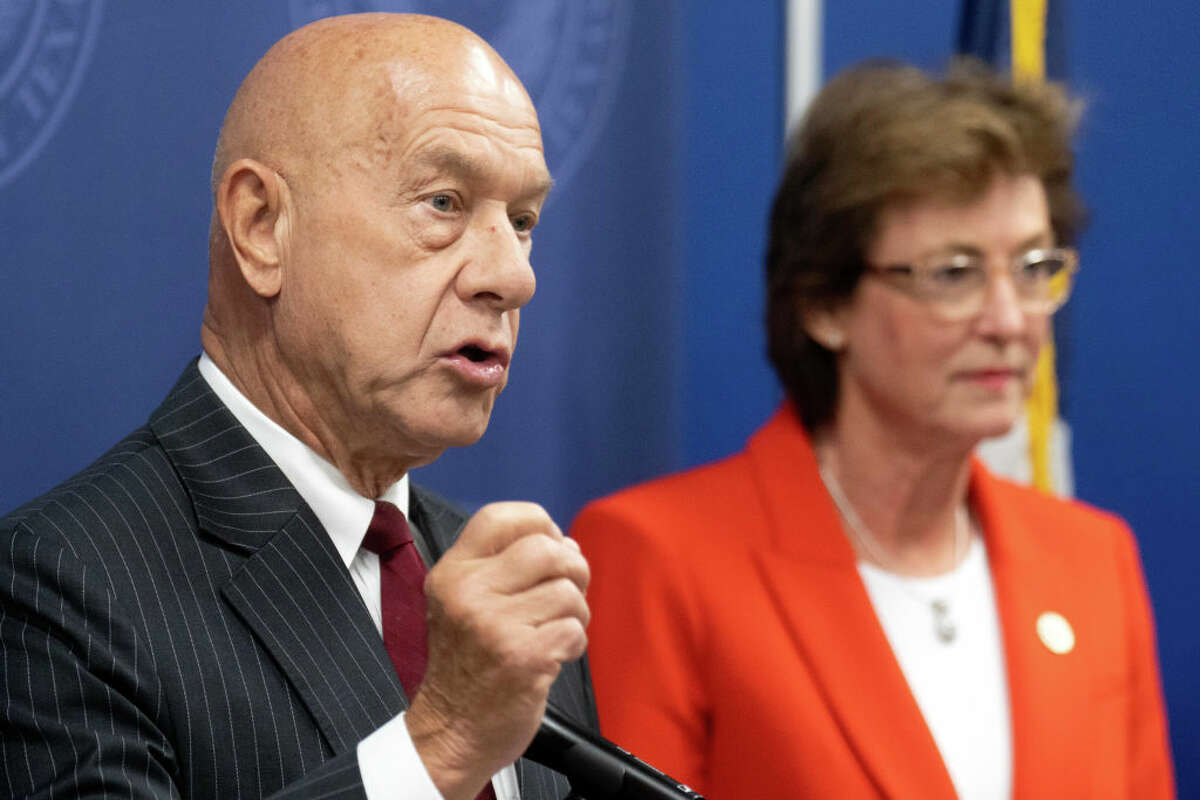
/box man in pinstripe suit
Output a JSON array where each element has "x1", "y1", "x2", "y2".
[{"x1": 1, "y1": 13, "x2": 596, "y2": 800}]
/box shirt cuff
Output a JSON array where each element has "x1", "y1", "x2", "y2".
[
  {"x1": 358, "y1": 712, "x2": 517, "y2": 800},
  {"x1": 358, "y1": 711, "x2": 444, "y2": 800}
]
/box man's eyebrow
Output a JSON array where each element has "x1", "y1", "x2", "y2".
[
  {"x1": 413, "y1": 147, "x2": 485, "y2": 181},
  {"x1": 409, "y1": 146, "x2": 554, "y2": 200},
  {"x1": 528, "y1": 173, "x2": 556, "y2": 202}
]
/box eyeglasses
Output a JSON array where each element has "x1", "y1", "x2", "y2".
[{"x1": 865, "y1": 246, "x2": 1079, "y2": 322}]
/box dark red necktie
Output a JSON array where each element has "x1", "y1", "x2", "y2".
[
  {"x1": 362, "y1": 500, "x2": 429, "y2": 698},
  {"x1": 362, "y1": 501, "x2": 496, "y2": 800}
]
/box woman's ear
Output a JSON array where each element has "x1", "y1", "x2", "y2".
[{"x1": 803, "y1": 306, "x2": 847, "y2": 352}]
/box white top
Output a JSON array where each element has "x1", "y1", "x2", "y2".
[
  {"x1": 858, "y1": 534, "x2": 1013, "y2": 800},
  {"x1": 198, "y1": 353, "x2": 518, "y2": 800}
]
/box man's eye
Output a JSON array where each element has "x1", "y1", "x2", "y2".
[
  {"x1": 511, "y1": 214, "x2": 536, "y2": 233},
  {"x1": 427, "y1": 194, "x2": 455, "y2": 212}
]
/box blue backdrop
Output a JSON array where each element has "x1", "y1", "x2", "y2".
[{"x1": 1, "y1": 0, "x2": 1196, "y2": 789}]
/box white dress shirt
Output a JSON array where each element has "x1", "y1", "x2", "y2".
[{"x1": 198, "y1": 353, "x2": 518, "y2": 800}]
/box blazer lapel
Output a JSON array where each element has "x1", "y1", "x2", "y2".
[
  {"x1": 744, "y1": 407, "x2": 958, "y2": 799},
  {"x1": 971, "y1": 465, "x2": 1089, "y2": 798},
  {"x1": 150, "y1": 360, "x2": 406, "y2": 755}
]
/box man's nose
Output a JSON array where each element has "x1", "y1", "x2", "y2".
[
  {"x1": 974, "y1": 268, "x2": 1027, "y2": 337},
  {"x1": 457, "y1": 210, "x2": 537, "y2": 311}
]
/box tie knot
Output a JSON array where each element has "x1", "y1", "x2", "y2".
[{"x1": 362, "y1": 500, "x2": 414, "y2": 555}]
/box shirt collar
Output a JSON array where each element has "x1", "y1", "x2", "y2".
[{"x1": 197, "y1": 352, "x2": 408, "y2": 569}]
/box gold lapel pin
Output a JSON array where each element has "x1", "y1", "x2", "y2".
[{"x1": 1036, "y1": 611, "x2": 1075, "y2": 654}]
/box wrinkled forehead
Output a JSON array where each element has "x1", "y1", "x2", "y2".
[
  {"x1": 333, "y1": 41, "x2": 543, "y2": 164},
  {"x1": 393, "y1": 85, "x2": 545, "y2": 192},
  {"x1": 395, "y1": 41, "x2": 536, "y2": 118},
  {"x1": 415, "y1": 37, "x2": 532, "y2": 110}
]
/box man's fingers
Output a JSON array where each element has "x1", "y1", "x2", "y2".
[
  {"x1": 488, "y1": 532, "x2": 590, "y2": 595},
  {"x1": 452, "y1": 501, "x2": 563, "y2": 558},
  {"x1": 529, "y1": 616, "x2": 589, "y2": 664},
  {"x1": 507, "y1": 575, "x2": 591, "y2": 629}
]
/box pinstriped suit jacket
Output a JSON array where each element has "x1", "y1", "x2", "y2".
[{"x1": 0, "y1": 359, "x2": 596, "y2": 799}]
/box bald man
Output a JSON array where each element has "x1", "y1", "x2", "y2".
[{"x1": 0, "y1": 14, "x2": 595, "y2": 800}]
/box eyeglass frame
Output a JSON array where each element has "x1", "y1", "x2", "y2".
[{"x1": 862, "y1": 245, "x2": 1080, "y2": 322}]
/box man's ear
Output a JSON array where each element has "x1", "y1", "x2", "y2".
[
  {"x1": 803, "y1": 306, "x2": 847, "y2": 352},
  {"x1": 215, "y1": 158, "x2": 289, "y2": 298}
]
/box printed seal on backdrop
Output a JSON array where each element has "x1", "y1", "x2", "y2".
[
  {"x1": 289, "y1": 0, "x2": 629, "y2": 187},
  {"x1": 0, "y1": 0, "x2": 104, "y2": 189}
]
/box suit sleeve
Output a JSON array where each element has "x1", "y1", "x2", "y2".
[
  {"x1": 1113, "y1": 523, "x2": 1176, "y2": 798},
  {"x1": 571, "y1": 499, "x2": 710, "y2": 794},
  {"x1": 1, "y1": 522, "x2": 180, "y2": 798},
  {"x1": 0, "y1": 522, "x2": 374, "y2": 800}
]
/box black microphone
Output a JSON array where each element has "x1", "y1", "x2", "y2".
[{"x1": 524, "y1": 704, "x2": 706, "y2": 799}]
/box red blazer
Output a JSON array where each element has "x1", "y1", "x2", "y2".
[{"x1": 572, "y1": 405, "x2": 1174, "y2": 799}]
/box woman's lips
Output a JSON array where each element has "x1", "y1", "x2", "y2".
[{"x1": 958, "y1": 367, "x2": 1023, "y2": 390}]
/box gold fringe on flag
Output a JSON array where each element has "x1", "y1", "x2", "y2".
[{"x1": 1011, "y1": 0, "x2": 1058, "y2": 493}]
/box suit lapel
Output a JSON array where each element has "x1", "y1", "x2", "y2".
[
  {"x1": 221, "y1": 504, "x2": 407, "y2": 752},
  {"x1": 745, "y1": 407, "x2": 958, "y2": 799},
  {"x1": 410, "y1": 483, "x2": 466, "y2": 562},
  {"x1": 149, "y1": 362, "x2": 297, "y2": 556},
  {"x1": 150, "y1": 360, "x2": 405, "y2": 755},
  {"x1": 971, "y1": 465, "x2": 1089, "y2": 798}
]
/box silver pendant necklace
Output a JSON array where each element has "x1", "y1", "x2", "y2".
[{"x1": 818, "y1": 462, "x2": 969, "y2": 645}]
